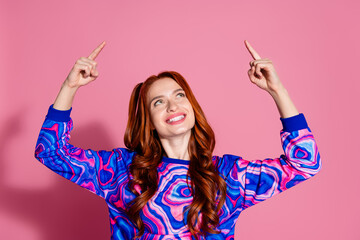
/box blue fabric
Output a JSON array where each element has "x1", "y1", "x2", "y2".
[
  {"x1": 35, "y1": 105, "x2": 321, "y2": 239},
  {"x1": 162, "y1": 156, "x2": 190, "y2": 165},
  {"x1": 280, "y1": 113, "x2": 308, "y2": 132},
  {"x1": 46, "y1": 104, "x2": 72, "y2": 122}
]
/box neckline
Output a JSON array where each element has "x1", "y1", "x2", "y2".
[{"x1": 162, "y1": 156, "x2": 190, "y2": 165}]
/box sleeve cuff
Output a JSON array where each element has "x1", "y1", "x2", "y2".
[
  {"x1": 280, "y1": 113, "x2": 308, "y2": 132},
  {"x1": 45, "y1": 104, "x2": 72, "y2": 122}
]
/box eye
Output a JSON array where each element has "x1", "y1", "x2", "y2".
[
  {"x1": 154, "y1": 99, "x2": 163, "y2": 106},
  {"x1": 177, "y1": 92, "x2": 185, "y2": 97}
]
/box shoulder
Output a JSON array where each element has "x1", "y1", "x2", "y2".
[
  {"x1": 112, "y1": 147, "x2": 137, "y2": 169},
  {"x1": 212, "y1": 154, "x2": 243, "y2": 181}
]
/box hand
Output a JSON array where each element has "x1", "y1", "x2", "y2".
[
  {"x1": 64, "y1": 41, "x2": 106, "y2": 89},
  {"x1": 244, "y1": 40, "x2": 284, "y2": 94}
]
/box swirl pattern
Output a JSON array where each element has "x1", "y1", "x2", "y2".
[{"x1": 34, "y1": 105, "x2": 321, "y2": 239}]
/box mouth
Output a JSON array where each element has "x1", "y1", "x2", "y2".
[{"x1": 166, "y1": 114, "x2": 186, "y2": 124}]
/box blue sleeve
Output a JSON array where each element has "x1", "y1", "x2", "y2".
[
  {"x1": 34, "y1": 105, "x2": 132, "y2": 203},
  {"x1": 280, "y1": 113, "x2": 309, "y2": 132},
  {"x1": 216, "y1": 113, "x2": 321, "y2": 212},
  {"x1": 46, "y1": 104, "x2": 72, "y2": 122}
]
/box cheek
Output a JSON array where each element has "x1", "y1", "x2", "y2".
[
  {"x1": 185, "y1": 104, "x2": 195, "y2": 123},
  {"x1": 150, "y1": 109, "x2": 165, "y2": 126},
  {"x1": 190, "y1": 110, "x2": 196, "y2": 124}
]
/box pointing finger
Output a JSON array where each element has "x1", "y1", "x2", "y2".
[
  {"x1": 244, "y1": 40, "x2": 261, "y2": 60},
  {"x1": 88, "y1": 41, "x2": 106, "y2": 60}
]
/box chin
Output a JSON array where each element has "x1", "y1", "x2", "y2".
[{"x1": 160, "y1": 128, "x2": 192, "y2": 139}]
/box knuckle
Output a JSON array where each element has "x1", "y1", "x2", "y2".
[{"x1": 88, "y1": 60, "x2": 97, "y2": 67}]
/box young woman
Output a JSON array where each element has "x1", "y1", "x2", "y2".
[{"x1": 34, "y1": 40, "x2": 322, "y2": 240}]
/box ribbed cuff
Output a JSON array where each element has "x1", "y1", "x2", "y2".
[
  {"x1": 280, "y1": 113, "x2": 308, "y2": 132},
  {"x1": 45, "y1": 104, "x2": 72, "y2": 122}
]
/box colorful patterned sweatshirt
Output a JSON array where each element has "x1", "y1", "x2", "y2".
[{"x1": 34, "y1": 105, "x2": 321, "y2": 240}]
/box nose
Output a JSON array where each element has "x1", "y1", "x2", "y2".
[{"x1": 166, "y1": 99, "x2": 178, "y2": 112}]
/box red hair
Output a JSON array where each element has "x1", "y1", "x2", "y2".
[{"x1": 124, "y1": 71, "x2": 226, "y2": 238}]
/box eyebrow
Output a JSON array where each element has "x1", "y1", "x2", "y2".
[{"x1": 150, "y1": 88, "x2": 184, "y2": 105}]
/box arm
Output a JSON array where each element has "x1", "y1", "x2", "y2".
[
  {"x1": 52, "y1": 41, "x2": 105, "y2": 111},
  {"x1": 224, "y1": 41, "x2": 321, "y2": 210},
  {"x1": 34, "y1": 42, "x2": 131, "y2": 200},
  {"x1": 244, "y1": 39, "x2": 300, "y2": 119},
  {"x1": 269, "y1": 85, "x2": 299, "y2": 119},
  {"x1": 53, "y1": 82, "x2": 79, "y2": 110},
  {"x1": 34, "y1": 105, "x2": 127, "y2": 199},
  {"x1": 235, "y1": 113, "x2": 322, "y2": 210}
]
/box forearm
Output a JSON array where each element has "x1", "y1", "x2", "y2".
[
  {"x1": 53, "y1": 81, "x2": 79, "y2": 110},
  {"x1": 269, "y1": 86, "x2": 299, "y2": 119}
]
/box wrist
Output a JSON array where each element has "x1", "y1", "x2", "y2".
[
  {"x1": 270, "y1": 87, "x2": 299, "y2": 118},
  {"x1": 268, "y1": 84, "x2": 288, "y2": 99},
  {"x1": 53, "y1": 81, "x2": 79, "y2": 111},
  {"x1": 62, "y1": 80, "x2": 80, "y2": 91}
]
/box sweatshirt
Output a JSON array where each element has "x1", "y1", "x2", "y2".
[{"x1": 34, "y1": 105, "x2": 321, "y2": 239}]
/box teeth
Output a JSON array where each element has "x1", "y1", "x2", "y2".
[{"x1": 168, "y1": 115, "x2": 185, "y2": 123}]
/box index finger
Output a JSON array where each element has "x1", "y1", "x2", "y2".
[
  {"x1": 244, "y1": 40, "x2": 261, "y2": 60},
  {"x1": 88, "y1": 41, "x2": 106, "y2": 60}
]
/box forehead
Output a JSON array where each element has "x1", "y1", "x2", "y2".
[{"x1": 147, "y1": 77, "x2": 182, "y2": 97}]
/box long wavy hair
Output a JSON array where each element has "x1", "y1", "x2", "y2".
[{"x1": 124, "y1": 71, "x2": 227, "y2": 239}]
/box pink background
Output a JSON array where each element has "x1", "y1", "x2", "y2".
[{"x1": 1, "y1": 0, "x2": 359, "y2": 239}]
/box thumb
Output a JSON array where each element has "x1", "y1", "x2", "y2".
[{"x1": 91, "y1": 68, "x2": 99, "y2": 77}]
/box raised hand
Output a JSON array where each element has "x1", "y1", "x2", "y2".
[
  {"x1": 65, "y1": 41, "x2": 106, "y2": 89},
  {"x1": 244, "y1": 40, "x2": 284, "y2": 94}
]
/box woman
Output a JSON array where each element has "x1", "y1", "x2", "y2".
[{"x1": 34, "y1": 40, "x2": 322, "y2": 239}]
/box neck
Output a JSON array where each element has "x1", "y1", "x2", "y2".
[{"x1": 159, "y1": 131, "x2": 191, "y2": 160}]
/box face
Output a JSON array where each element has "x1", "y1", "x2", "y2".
[{"x1": 147, "y1": 77, "x2": 195, "y2": 140}]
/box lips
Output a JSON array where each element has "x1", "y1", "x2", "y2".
[{"x1": 166, "y1": 113, "x2": 186, "y2": 123}]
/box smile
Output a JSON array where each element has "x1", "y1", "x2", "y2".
[{"x1": 166, "y1": 114, "x2": 186, "y2": 124}]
